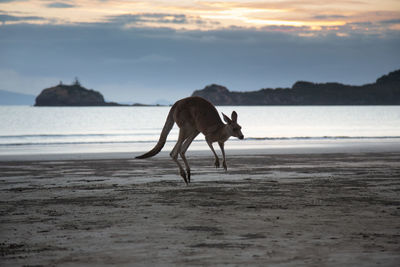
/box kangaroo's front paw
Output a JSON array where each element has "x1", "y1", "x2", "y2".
[{"x1": 214, "y1": 159, "x2": 220, "y2": 168}]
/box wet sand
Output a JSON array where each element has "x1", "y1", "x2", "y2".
[{"x1": 1, "y1": 152, "x2": 400, "y2": 266}]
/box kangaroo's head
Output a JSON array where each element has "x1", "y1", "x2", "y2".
[{"x1": 222, "y1": 111, "x2": 244, "y2": 140}]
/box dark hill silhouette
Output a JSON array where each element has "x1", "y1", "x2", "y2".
[
  {"x1": 35, "y1": 81, "x2": 125, "y2": 106},
  {"x1": 192, "y1": 69, "x2": 400, "y2": 105}
]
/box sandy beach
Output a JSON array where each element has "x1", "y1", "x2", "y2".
[{"x1": 1, "y1": 151, "x2": 400, "y2": 266}]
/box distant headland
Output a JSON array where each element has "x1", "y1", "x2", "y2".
[
  {"x1": 192, "y1": 69, "x2": 400, "y2": 105},
  {"x1": 34, "y1": 70, "x2": 400, "y2": 106}
]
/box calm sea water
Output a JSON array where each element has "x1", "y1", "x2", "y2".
[{"x1": 1, "y1": 106, "x2": 400, "y2": 155}]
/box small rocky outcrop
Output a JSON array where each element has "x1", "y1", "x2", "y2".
[{"x1": 35, "y1": 81, "x2": 117, "y2": 106}]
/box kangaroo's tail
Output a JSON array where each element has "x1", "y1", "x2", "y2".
[{"x1": 136, "y1": 106, "x2": 175, "y2": 159}]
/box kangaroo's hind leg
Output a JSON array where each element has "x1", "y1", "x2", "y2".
[
  {"x1": 180, "y1": 130, "x2": 199, "y2": 182},
  {"x1": 170, "y1": 128, "x2": 189, "y2": 184}
]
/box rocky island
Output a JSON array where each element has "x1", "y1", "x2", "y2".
[
  {"x1": 192, "y1": 69, "x2": 400, "y2": 105},
  {"x1": 34, "y1": 80, "x2": 125, "y2": 106}
]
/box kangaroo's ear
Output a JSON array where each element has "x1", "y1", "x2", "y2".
[
  {"x1": 222, "y1": 112, "x2": 231, "y2": 124},
  {"x1": 231, "y1": 111, "x2": 238, "y2": 122}
]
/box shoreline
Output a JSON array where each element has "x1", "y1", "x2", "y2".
[{"x1": 1, "y1": 138, "x2": 400, "y2": 161}]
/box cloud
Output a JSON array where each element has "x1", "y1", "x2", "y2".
[
  {"x1": 1, "y1": 1, "x2": 398, "y2": 34},
  {"x1": 0, "y1": 13, "x2": 44, "y2": 23},
  {"x1": 379, "y1": 19, "x2": 400, "y2": 24},
  {"x1": 46, "y1": 2, "x2": 76, "y2": 8},
  {"x1": 105, "y1": 13, "x2": 217, "y2": 29},
  {"x1": 107, "y1": 13, "x2": 188, "y2": 25},
  {"x1": 313, "y1": 15, "x2": 348, "y2": 20},
  {"x1": 331, "y1": 19, "x2": 400, "y2": 37}
]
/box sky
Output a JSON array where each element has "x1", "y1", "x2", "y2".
[{"x1": 0, "y1": 0, "x2": 399, "y2": 104}]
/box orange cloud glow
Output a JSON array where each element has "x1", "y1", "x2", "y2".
[{"x1": 0, "y1": 0, "x2": 399, "y2": 34}]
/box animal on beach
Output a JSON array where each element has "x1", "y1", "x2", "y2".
[{"x1": 136, "y1": 96, "x2": 244, "y2": 184}]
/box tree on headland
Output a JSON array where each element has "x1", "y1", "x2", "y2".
[{"x1": 73, "y1": 77, "x2": 81, "y2": 86}]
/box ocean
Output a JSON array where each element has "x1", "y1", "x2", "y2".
[{"x1": 1, "y1": 105, "x2": 400, "y2": 156}]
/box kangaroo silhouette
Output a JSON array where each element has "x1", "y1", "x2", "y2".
[{"x1": 136, "y1": 96, "x2": 244, "y2": 184}]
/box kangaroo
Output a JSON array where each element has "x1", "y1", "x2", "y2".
[{"x1": 136, "y1": 96, "x2": 244, "y2": 184}]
